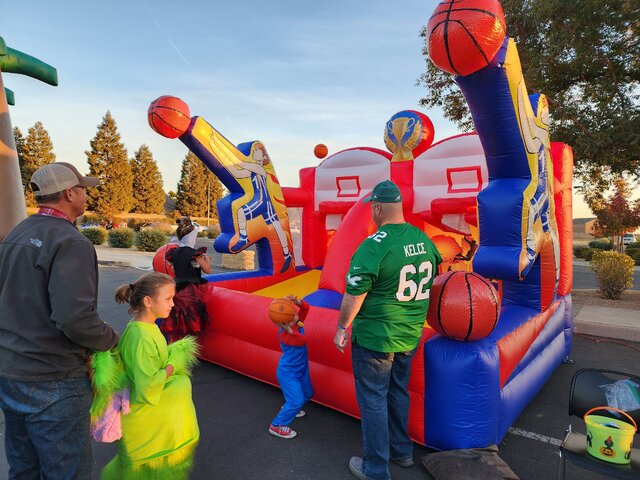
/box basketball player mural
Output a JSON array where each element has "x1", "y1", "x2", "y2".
[
  {"x1": 427, "y1": 0, "x2": 562, "y2": 309},
  {"x1": 209, "y1": 137, "x2": 293, "y2": 271},
  {"x1": 148, "y1": 96, "x2": 295, "y2": 275}
]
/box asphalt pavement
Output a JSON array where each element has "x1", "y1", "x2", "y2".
[{"x1": 1, "y1": 254, "x2": 639, "y2": 479}]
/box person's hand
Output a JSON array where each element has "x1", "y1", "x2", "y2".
[
  {"x1": 282, "y1": 324, "x2": 294, "y2": 334},
  {"x1": 334, "y1": 328, "x2": 349, "y2": 353},
  {"x1": 165, "y1": 364, "x2": 175, "y2": 378},
  {"x1": 284, "y1": 295, "x2": 301, "y2": 306}
]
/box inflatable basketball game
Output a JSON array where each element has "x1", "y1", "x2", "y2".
[{"x1": 149, "y1": 0, "x2": 574, "y2": 450}]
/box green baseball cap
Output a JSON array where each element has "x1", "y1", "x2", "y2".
[{"x1": 363, "y1": 180, "x2": 402, "y2": 203}]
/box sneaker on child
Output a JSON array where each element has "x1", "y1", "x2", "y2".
[
  {"x1": 269, "y1": 424, "x2": 297, "y2": 439},
  {"x1": 296, "y1": 410, "x2": 306, "y2": 418}
]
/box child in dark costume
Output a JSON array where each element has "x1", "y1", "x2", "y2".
[{"x1": 160, "y1": 216, "x2": 213, "y2": 343}]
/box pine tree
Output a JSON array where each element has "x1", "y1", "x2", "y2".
[
  {"x1": 85, "y1": 111, "x2": 133, "y2": 218},
  {"x1": 13, "y1": 126, "x2": 26, "y2": 188},
  {"x1": 131, "y1": 144, "x2": 166, "y2": 214},
  {"x1": 176, "y1": 152, "x2": 224, "y2": 219},
  {"x1": 21, "y1": 122, "x2": 56, "y2": 207}
]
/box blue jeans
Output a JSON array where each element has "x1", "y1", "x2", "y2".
[
  {"x1": 0, "y1": 376, "x2": 93, "y2": 480},
  {"x1": 351, "y1": 343, "x2": 417, "y2": 480}
]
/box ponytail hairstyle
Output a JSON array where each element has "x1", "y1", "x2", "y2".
[{"x1": 115, "y1": 272, "x2": 175, "y2": 315}]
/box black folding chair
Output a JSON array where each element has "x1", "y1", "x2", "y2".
[{"x1": 557, "y1": 369, "x2": 640, "y2": 479}]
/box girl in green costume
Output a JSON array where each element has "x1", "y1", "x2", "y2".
[{"x1": 101, "y1": 272, "x2": 199, "y2": 479}]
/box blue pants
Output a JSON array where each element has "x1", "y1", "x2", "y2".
[
  {"x1": 271, "y1": 364, "x2": 313, "y2": 427},
  {"x1": 351, "y1": 343, "x2": 417, "y2": 480},
  {"x1": 0, "y1": 376, "x2": 93, "y2": 480}
]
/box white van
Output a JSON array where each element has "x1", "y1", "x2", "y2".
[{"x1": 623, "y1": 233, "x2": 636, "y2": 245}]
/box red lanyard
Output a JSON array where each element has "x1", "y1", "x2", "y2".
[{"x1": 36, "y1": 207, "x2": 73, "y2": 224}]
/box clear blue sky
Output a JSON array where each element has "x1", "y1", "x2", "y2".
[{"x1": 3, "y1": 0, "x2": 593, "y2": 216}]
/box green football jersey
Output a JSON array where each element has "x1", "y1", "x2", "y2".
[{"x1": 345, "y1": 223, "x2": 442, "y2": 352}]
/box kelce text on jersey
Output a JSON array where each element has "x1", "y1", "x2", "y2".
[{"x1": 403, "y1": 243, "x2": 426, "y2": 258}]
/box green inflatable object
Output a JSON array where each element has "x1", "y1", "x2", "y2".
[
  {"x1": 4, "y1": 87, "x2": 13, "y2": 106},
  {"x1": 0, "y1": 35, "x2": 58, "y2": 86}
]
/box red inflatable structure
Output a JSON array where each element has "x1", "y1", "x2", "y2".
[{"x1": 150, "y1": 1, "x2": 575, "y2": 450}]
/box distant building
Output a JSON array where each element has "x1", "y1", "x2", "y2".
[{"x1": 573, "y1": 217, "x2": 596, "y2": 239}]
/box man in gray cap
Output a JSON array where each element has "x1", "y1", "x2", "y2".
[{"x1": 0, "y1": 162, "x2": 118, "y2": 479}]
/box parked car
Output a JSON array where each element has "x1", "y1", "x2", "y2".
[
  {"x1": 623, "y1": 233, "x2": 636, "y2": 245},
  {"x1": 79, "y1": 222, "x2": 100, "y2": 230}
]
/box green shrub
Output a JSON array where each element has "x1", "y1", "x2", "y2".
[
  {"x1": 126, "y1": 218, "x2": 147, "y2": 231},
  {"x1": 82, "y1": 213, "x2": 103, "y2": 224},
  {"x1": 108, "y1": 228, "x2": 135, "y2": 248},
  {"x1": 588, "y1": 239, "x2": 612, "y2": 250},
  {"x1": 590, "y1": 250, "x2": 635, "y2": 299},
  {"x1": 627, "y1": 240, "x2": 640, "y2": 249},
  {"x1": 582, "y1": 248, "x2": 598, "y2": 261},
  {"x1": 625, "y1": 245, "x2": 640, "y2": 257},
  {"x1": 81, "y1": 227, "x2": 107, "y2": 245},
  {"x1": 633, "y1": 251, "x2": 640, "y2": 267},
  {"x1": 135, "y1": 229, "x2": 168, "y2": 252},
  {"x1": 573, "y1": 245, "x2": 589, "y2": 258}
]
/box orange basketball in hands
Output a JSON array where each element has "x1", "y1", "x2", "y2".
[
  {"x1": 148, "y1": 96, "x2": 192, "y2": 138},
  {"x1": 427, "y1": 0, "x2": 507, "y2": 76},
  {"x1": 268, "y1": 298, "x2": 298, "y2": 325}
]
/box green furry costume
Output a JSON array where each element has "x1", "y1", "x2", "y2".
[{"x1": 91, "y1": 324, "x2": 200, "y2": 480}]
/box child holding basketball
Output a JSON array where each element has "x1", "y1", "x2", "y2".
[
  {"x1": 99, "y1": 272, "x2": 200, "y2": 479},
  {"x1": 268, "y1": 295, "x2": 313, "y2": 439}
]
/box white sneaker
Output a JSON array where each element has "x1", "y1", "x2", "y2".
[{"x1": 296, "y1": 410, "x2": 306, "y2": 418}]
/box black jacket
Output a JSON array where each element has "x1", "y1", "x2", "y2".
[{"x1": 0, "y1": 215, "x2": 118, "y2": 381}]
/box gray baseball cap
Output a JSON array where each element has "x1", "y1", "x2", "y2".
[{"x1": 31, "y1": 162, "x2": 100, "y2": 196}]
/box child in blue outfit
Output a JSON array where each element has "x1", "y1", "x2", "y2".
[{"x1": 269, "y1": 295, "x2": 313, "y2": 439}]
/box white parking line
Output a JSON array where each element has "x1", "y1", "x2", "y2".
[{"x1": 508, "y1": 427, "x2": 562, "y2": 446}]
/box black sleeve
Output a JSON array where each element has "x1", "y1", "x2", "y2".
[{"x1": 48, "y1": 239, "x2": 118, "y2": 351}]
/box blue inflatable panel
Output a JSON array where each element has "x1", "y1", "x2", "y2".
[
  {"x1": 424, "y1": 299, "x2": 569, "y2": 450},
  {"x1": 425, "y1": 336, "x2": 500, "y2": 450},
  {"x1": 456, "y1": 39, "x2": 529, "y2": 180},
  {"x1": 203, "y1": 269, "x2": 274, "y2": 283},
  {"x1": 502, "y1": 259, "x2": 542, "y2": 310},
  {"x1": 303, "y1": 289, "x2": 343, "y2": 310},
  {"x1": 488, "y1": 304, "x2": 541, "y2": 340},
  {"x1": 563, "y1": 294, "x2": 573, "y2": 357},
  {"x1": 498, "y1": 332, "x2": 566, "y2": 440},
  {"x1": 503, "y1": 299, "x2": 566, "y2": 386},
  {"x1": 477, "y1": 179, "x2": 528, "y2": 244}
]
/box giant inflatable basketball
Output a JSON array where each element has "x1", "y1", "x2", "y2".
[
  {"x1": 427, "y1": 271, "x2": 500, "y2": 341},
  {"x1": 152, "y1": 244, "x2": 177, "y2": 277}
]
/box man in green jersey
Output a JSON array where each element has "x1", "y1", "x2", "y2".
[{"x1": 334, "y1": 180, "x2": 441, "y2": 480}]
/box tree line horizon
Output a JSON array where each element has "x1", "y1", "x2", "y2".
[{"x1": 13, "y1": 111, "x2": 224, "y2": 222}]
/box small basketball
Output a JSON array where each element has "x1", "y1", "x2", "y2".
[
  {"x1": 153, "y1": 244, "x2": 177, "y2": 277},
  {"x1": 426, "y1": 271, "x2": 500, "y2": 341},
  {"x1": 431, "y1": 235, "x2": 462, "y2": 263},
  {"x1": 148, "y1": 96, "x2": 191, "y2": 138},
  {"x1": 268, "y1": 298, "x2": 297, "y2": 325},
  {"x1": 427, "y1": 0, "x2": 507, "y2": 76},
  {"x1": 314, "y1": 144, "x2": 328, "y2": 159}
]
